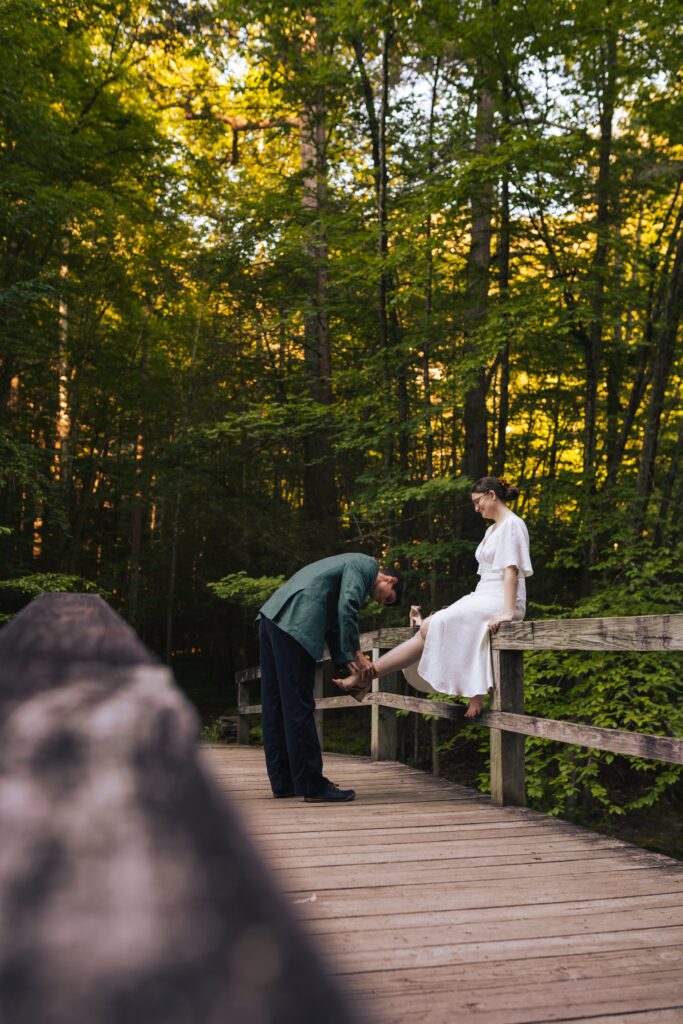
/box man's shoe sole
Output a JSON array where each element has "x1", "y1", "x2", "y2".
[{"x1": 304, "y1": 792, "x2": 356, "y2": 803}]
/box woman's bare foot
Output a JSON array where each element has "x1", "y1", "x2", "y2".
[
  {"x1": 464, "y1": 695, "x2": 484, "y2": 719},
  {"x1": 333, "y1": 672, "x2": 373, "y2": 703}
]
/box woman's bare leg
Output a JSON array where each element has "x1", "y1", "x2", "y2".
[
  {"x1": 335, "y1": 618, "x2": 487, "y2": 718},
  {"x1": 334, "y1": 618, "x2": 431, "y2": 696}
]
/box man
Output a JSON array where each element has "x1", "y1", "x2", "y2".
[{"x1": 257, "y1": 554, "x2": 404, "y2": 803}]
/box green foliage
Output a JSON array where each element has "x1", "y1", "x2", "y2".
[
  {"x1": 207, "y1": 571, "x2": 285, "y2": 608},
  {"x1": 200, "y1": 721, "x2": 225, "y2": 743},
  {"x1": 0, "y1": 573, "x2": 104, "y2": 598},
  {"x1": 0, "y1": 572, "x2": 105, "y2": 624},
  {"x1": 1, "y1": 0, "x2": 682, "y2": 850}
]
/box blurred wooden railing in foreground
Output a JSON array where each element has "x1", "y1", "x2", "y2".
[
  {"x1": 0, "y1": 593, "x2": 355, "y2": 1024},
  {"x1": 236, "y1": 613, "x2": 683, "y2": 807}
]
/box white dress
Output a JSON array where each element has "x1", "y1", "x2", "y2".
[{"x1": 403, "y1": 513, "x2": 533, "y2": 698}]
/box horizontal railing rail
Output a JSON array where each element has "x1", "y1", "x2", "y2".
[{"x1": 236, "y1": 613, "x2": 683, "y2": 806}]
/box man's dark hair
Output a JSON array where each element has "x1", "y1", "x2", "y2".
[{"x1": 379, "y1": 567, "x2": 405, "y2": 606}]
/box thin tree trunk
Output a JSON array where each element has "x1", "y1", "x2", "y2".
[
  {"x1": 463, "y1": 70, "x2": 495, "y2": 483},
  {"x1": 165, "y1": 300, "x2": 204, "y2": 663},
  {"x1": 493, "y1": 73, "x2": 512, "y2": 476},
  {"x1": 655, "y1": 417, "x2": 683, "y2": 545},
  {"x1": 423, "y1": 60, "x2": 440, "y2": 605},
  {"x1": 636, "y1": 218, "x2": 683, "y2": 516},
  {"x1": 165, "y1": 488, "x2": 181, "y2": 665},
  {"x1": 353, "y1": 30, "x2": 408, "y2": 471},
  {"x1": 583, "y1": 31, "x2": 617, "y2": 495},
  {"x1": 301, "y1": 56, "x2": 337, "y2": 548},
  {"x1": 128, "y1": 430, "x2": 145, "y2": 627},
  {"x1": 55, "y1": 249, "x2": 72, "y2": 488}
]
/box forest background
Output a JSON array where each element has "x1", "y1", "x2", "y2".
[{"x1": 1, "y1": 0, "x2": 682, "y2": 852}]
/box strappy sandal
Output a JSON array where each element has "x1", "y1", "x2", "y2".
[{"x1": 333, "y1": 677, "x2": 373, "y2": 703}]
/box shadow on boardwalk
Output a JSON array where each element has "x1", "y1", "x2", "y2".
[{"x1": 203, "y1": 745, "x2": 683, "y2": 1024}]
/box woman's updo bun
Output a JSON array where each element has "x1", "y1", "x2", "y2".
[
  {"x1": 472, "y1": 475, "x2": 519, "y2": 503},
  {"x1": 497, "y1": 476, "x2": 519, "y2": 502}
]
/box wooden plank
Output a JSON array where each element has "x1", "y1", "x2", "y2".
[
  {"x1": 299, "y1": 891, "x2": 683, "y2": 936},
  {"x1": 204, "y1": 747, "x2": 683, "y2": 1023},
  {"x1": 273, "y1": 857, "x2": 663, "y2": 894},
  {"x1": 349, "y1": 975, "x2": 683, "y2": 1024},
  {"x1": 492, "y1": 612, "x2": 683, "y2": 651},
  {"x1": 490, "y1": 648, "x2": 526, "y2": 806},
  {"x1": 359, "y1": 626, "x2": 412, "y2": 651},
  {"x1": 282, "y1": 867, "x2": 683, "y2": 918},
  {"x1": 338, "y1": 946, "x2": 683, "y2": 993},
  {"x1": 367, "y1": 691, "x2": 466, "y2": 720},
  {"x1": 235, "y1": 664, "x2": 262, "y2": 683},
  {"x1": 314, "y1": 924, "x2": 683, "y2": 971},
  {"x1": 265, "y1": 834, "x2": 631, "y2": 868},
  {"x1": 312, "y1": 902, "x2": 683, "y2": 949},
  {"x1": 556, "y1": 1012, "x2": 683, "y2": 1024},
  {"x1": 482, "y1": 710, "x2": 683, "y2": 765},
  {"x1": 371, "y1": 646, "x2": 399, "y2": 761},
  {"x1": 237, "y1": 681, "x2": 251, "y2": 744},
  {"x1": 238, "y1": 694, "x2": 683, "y2": 766}
]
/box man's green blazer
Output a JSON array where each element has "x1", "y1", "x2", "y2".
[{"x1": 258, "y1": 553, "x2": 378, "y2": 667}]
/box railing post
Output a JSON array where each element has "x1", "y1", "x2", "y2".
[
  {"x1": 237, "y1": 679, "x2": 250, "y2": 745},
  {"x1": 371, "y1": 645, "x2": 399, "y2": 761},
  {"x1": 490, "y1": 648, "x2": 526, "y2": 806},
  {"x1": 314, "y1": 663, "x2": 324, "y2": 749}
]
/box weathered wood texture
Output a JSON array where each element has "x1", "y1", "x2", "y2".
[
  {"x1": 236, "y1": 613, "x2": 683, "y2": 688},
  {"x1": 482, "y1": 710, "x2": 683, "y2": 765},
  {"x1": 371, "y1": 646, "x2": 401, "y2": 761},
  {"x1": 239, "y1": 692, "x2": 683, "y2": 766},
  {"x1": 203, "y1": 746, "x2": 683, "y2": 1024},
  {"x1": 0, "y1": 593, "x2": 356, "y2": 1024},
  {"x1": 490, "y1": 649, "x2": 526, "y2": 806},
  {"x1": 492, "y1": 613, "x2": 683, "y2": 651}
]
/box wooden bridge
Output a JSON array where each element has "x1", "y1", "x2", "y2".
[
  {"x1": 230, "y1": 612, "x2": 683, "y2": 1021},
  {"x1": 1, "y1": 593, "x2": 683, "y2": 1023},
  {"x1": 204, "y1": 744, "x2": 683, "y2": 1024}
]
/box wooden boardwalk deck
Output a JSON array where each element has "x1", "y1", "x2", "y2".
[{"x1": 202, "y1": 745, "x2": 683, "y2": 1024}]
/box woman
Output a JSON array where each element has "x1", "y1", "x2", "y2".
[{"x1": 334, "y1": 476, "x2": 532, "y2": 718}]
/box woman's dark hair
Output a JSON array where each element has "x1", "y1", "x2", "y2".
[
  {"x1": 472, "y1": 476, "x2": 519, "y2": 503},
  {"x1": 378, "y1": 567, "x2": 405, "y2": 606}
]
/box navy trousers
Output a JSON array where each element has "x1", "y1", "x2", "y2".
[{"x1": 258, "y1": 616, "x2": 327, "y2": 797}]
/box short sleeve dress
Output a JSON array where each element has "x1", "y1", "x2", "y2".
[{"x1": 403, "y1": 513, "x2": 533, "y2": 697}]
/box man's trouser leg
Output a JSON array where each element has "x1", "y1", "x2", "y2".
[
  {"x1": 259, "y1": 616, "x2": 294, "y2": 795},
  {"x1": 259, "y1": 616, "x2": 325, "y2": 797}
]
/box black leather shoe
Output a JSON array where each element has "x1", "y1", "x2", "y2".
[
  {"x1": 304, "y1": 782, "x2": 355, "y2": 803},
  {"x1": 272, "y1": 790, "x2": 296, "y2": 798}
]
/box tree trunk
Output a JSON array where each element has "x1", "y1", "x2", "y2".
[
  {"x1": 636, "y1": 217, "x2": 683, "y2": 515},
  {"x1": 300, "y1": 72, "x2": 337, "y2": 548},
  {"x1": 127, "y1": 430, "x2": 145, "y2": 627},
  {"x1": 353, "y1": 30, "x2": 408, "y2": 472},
  {"x1": 492, "y1": 73, "x2": 512, "y2": 477},
  {"x1": 463, "y1": 71, "x2": 494, "y2": 483},
  {"x1": 583, "y1": 31, "x2": 617, "y2": 494}
]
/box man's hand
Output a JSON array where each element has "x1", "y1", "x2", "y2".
[{"x1": 348, "y1": 650, "x2": 375, "y2": 685}]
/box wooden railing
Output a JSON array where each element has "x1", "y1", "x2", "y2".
[
  {"x1": 236, "y1": 613, "x2": 683, "y2": 806},
  {"x1": 0, "y1": 593, "x2": 354, "y2": 1024}
]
